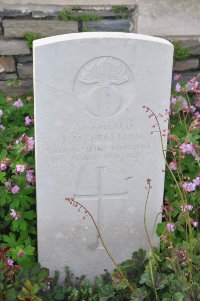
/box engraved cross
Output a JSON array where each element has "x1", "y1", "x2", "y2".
[{"x1": 74, "y1": 166, "x2": 128, "y2": 249}]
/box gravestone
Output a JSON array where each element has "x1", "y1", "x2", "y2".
[{"x1": 33, "y1": 32, "x2": 173, "y2": 279}]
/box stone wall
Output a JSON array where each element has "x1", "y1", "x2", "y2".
[{"x1": 0, "y1": 1, "x2": 200, "y2": 96}]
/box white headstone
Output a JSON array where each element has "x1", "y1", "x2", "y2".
[{"x1": 33, "y1": 32, "x2": 173, "y2": 279}]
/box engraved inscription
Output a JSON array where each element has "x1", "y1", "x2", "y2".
[
  {"x1": 46, "y1": 119, "x2": 154, "y2": 162},
  {"x1": 73, "y1": 57, "x2": 134, "y2": 118},
  {"x1": 74, "y1": 166, "x2": 128, "y2": 249}
]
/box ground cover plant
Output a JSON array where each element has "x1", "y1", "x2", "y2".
[{"x1": 0, "y1": 74, "x2": 199, "y2": 300}]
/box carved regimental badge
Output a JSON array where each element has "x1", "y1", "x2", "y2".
[{"x1": 73, "y1": 56, "x2": 134, "y2": 118}]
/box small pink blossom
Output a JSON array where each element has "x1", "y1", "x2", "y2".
[
  {"x1": 180, "y1": 142, "x2": 195, "y2": 155},
  {"x1": 7, "y1": 259, "x2": 14, "y2": 266},
  {"x1": 26, "y1": 169, "x2": 35, "y2": 183},
  {"x1": 173, "y1": 74, "x2": 181, "y2": 81},
  {"x1": 16, "y1": 164, "x2": 25, "y2": 173},
  {"x1": 183, "y1": 182, "x2": 196, "y2": 192},
  {"x1": 0, "y1": 124, "x2": 5, "y2": 130},
  {"x1": 169, "y1": 161, "x2": 177, "y2": 170},
  {"x1": 27, "y1": 137, "x2": 35, "y2": 151},
  {"x1": 187, "y1": 80, "x2": 199, "y2": 91},
  {"x1": 25, "y1": 116, "x2": 32, "y2": 126},
  {"x1": 190, "y1": 105, "x2": 196, "y2": 113},
  {"x1": 182, "y1": 100, "x2": 189, "y2": 110},
  {"x1": 11, "y1": 185, "x2": 20, "y2": 194},
  {"x1": 181, "y1": 205, "x2": 193, "y2": 212},
  {"x1": 0, "y1": 109, "x2": 3, "y2": 117},
  {"x1": 175, "y1": 83, "x2": 181, "y2": 92},
  {"x1": 10, "y1": 209, "x2": 17, "y2": 218},
  {"x1": 193, "y1": 177, "x2": 200, "y2": 186},
  {"x1": 195, "y1": 113, "x2": 200, "y2": 120},
  {"x1": 167, "y1": 223, "x2": 176, "y2": 232},
  {"x1": 0, "y1": 163, "x2": 7, "y2": 171},
  {"x1": 195, "y1": 99, "x2": 200, "y2": 108},
  {"x1": 192, "y1": 221, "x2": 198, "y2": 227},
  {"x1": 13, "y1": 99, "x2": 23, "y2": 108},
  {"x1": 10, "y1": 208, "x2": 20, "y2": 220},
  {"x1": 171, "y1": 97, "x2": 177, "y2": 105}
]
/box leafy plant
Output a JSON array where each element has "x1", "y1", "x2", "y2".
[
  {"x1": 59, "y1": 9, "x2": 102, "y2": 22},
  {"x1": 111, "y1": 5, "x2": 132, "y2": 19},
  {"x1": 24, "y1": 32, "x2": 44, "y2": 49},
  {"x1": 173, "y1": 40, "x2": 191, "y2": 61}
]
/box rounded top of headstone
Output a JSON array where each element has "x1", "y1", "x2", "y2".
[{"x1": 33, "y1": 32, "x2": 173, "y2": 48}]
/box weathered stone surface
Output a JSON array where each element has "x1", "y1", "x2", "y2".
[
  {"x1": 0, "y1": 73, "x2": 17, "y2": 80},
  {"x1": 173, "y1": 58, "x2": 199, "y2": 72},
  {"x1": 0, "y1": 0, "x2": 136, "y2": 5},
  {"x1": 137, "y1": 0, "x2": 200, "y2": 36},
  {"x1": 16, "y1": 55, "x2": 33, "y2": 64},
  {"x1": 0, "y1": 57, "x2": 16, "y2": 73},
  {"x1": 177, "y1": 39, "x2": 200, "y2": 56},
  {"x1": 3, "y1": 20, "x2": 78, "y2": 38},
  {"x1": 0, "y1": 40, "x2": 30, "y2": 55},
  {"x1": 17, "y1": 62, "x2": 33, "y2": 79},
  {"x1": 0, "y1": 7, "x2": 31, "y2": 17},
  {"x1": 34, "y1": 32, "x2": 173, "y2": 280},
  {"x1": 0, "y1": 79, "x2": 33, "y2": 96},
  {"x1": 83, "y1": 19, "x2": 132, "y2": 32}
]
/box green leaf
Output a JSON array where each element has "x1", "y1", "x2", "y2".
[
  {"x1": 156, "y1": 222, "x2": 166, "y2": 237},
  {"x1": 172, "y1": 292, "x2": 184, "y2": 301},
  {"x1": 23, "y1": 210, "x2": 36, "y2": 220},
  {"x1": 2, "y1": 233, "x2": 16, "y2": 246}
]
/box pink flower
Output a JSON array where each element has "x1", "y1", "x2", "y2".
[
  {"x1": 167, "y1": 223, "x2": 176, "y2": 232},
  {"x1": 182, "y1": 100, "x2": 188, "y2": 110},
  {"x1": 11, "y1": 185, "x2": 20, "y2": 194},
  {"x1": 13, "y1": 99, "x2": 23, "y2": 108},
  {"x1": 192, "y1": 221, "x2": 198, "y2": 227},
  {"x1": 181, "y1": 205, "x2": 193, "y2": 212},
  {"x1": 175, "y1": 83, "x2": 181, "y2": 92},
  {"x1": 169, "y1": 161, "x2": 177, "y2": 170},
  {"x1": 0, "y1": 163, "x2": 7, "y2": 171},
  {"x1": 7, "y1": 259, "x2": 14, "y2": 266},
  {"x1": 0, "y1": 109, "x2": 3, "y2": 117},
  {"x1": 26, "y1": 169, "x2": 35, "y2": 183},
  {"x1": 10, "y1": 208, "x2": 20, "y2": 220},
  {"x1": 171, "y1": 97, "x2": 177, "y2": 105},
  {"x1": 183, "y1": 182, "x2": 196, "y2": 192},
  {"x1": 25, "y1": 116, "x2": 32, "y2": 126},
  {"x1": 193, "y1": 177, "x2": 200, "y2": 186},
  {"x1": 180, "y1": 142, "x2": 195, "y2": 155},
  {"x1": 173, "y1": 74, "x2": 181, "y2": 81},
  {"x1": 27, "y1": 137, "x2": 35, "y2": 151},
  {"x1": 0, "y1": 124, "x2": 5, "y2": 130},
  {"x1": 16, "y1": 164, "x2": 25, "y2": 173},
  {"x1": 10, "y1": 209, "x2": 17, "y2": 218}
]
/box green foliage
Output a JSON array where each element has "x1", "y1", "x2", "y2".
[
  {"x1": 111, "y1": 5, "x2": 131, "y2": 19},
  {"x1": 173, "y1": 40, "x2": 191, "y2": 61},
  {"x1": 59, "y1": 9, "x2": 102, "y2": 22},
  {"x1": 24, "y1": 32, "x2": 44, "y2": 49},
  {"x1": 0, "y1": 93, "x2": 35, "y2": 268},
  {"x1": 0, "y1": 71, "x2": 199, "y2": 300}
]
